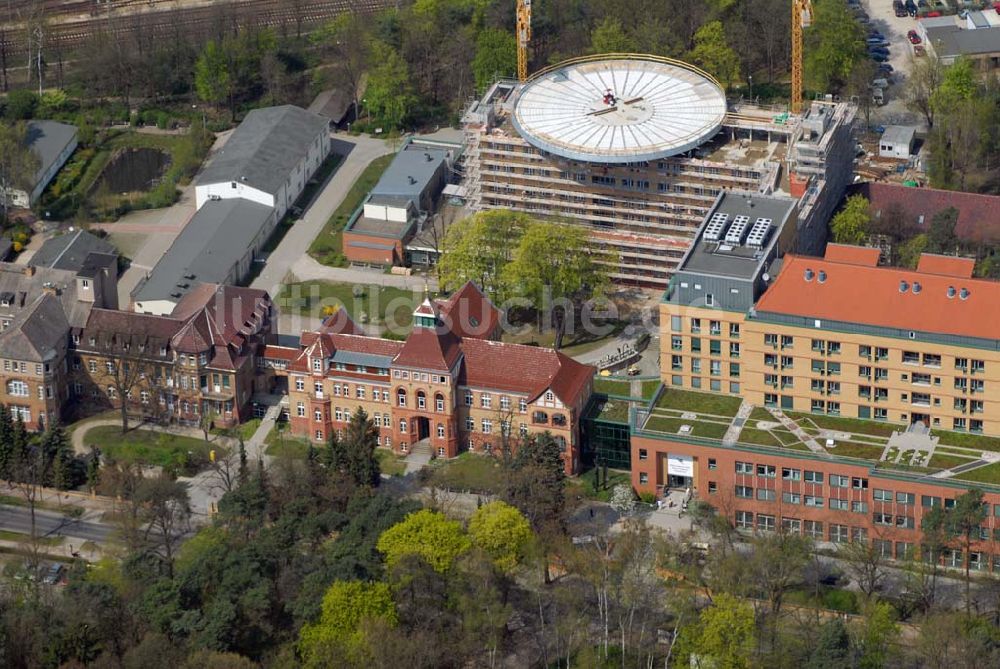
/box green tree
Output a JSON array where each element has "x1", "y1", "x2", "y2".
[
  {"x1": 0, "y1": 122, "x2": 40, "y2": 219},
  {"x1": 194, "y1": 40, "x2": 230, "y2": 109},
  {"x1": 315, "y1": 13, "x2": 371, "y2": 113},
  {"x1": 680, "y1": 592, "x2": 755, "y2": 668},
  {"x1": 806, "y1": 619, "x2": 851, "y2": 669},
  {"x1": 855, "y1": 599, "x2": 900, "y2": 669},
  {"x1": 589, "y1": 17, "x2": 638, "y2": 54},
  {"x1": 41, "y1": 419, "x2": 72, "y2": 489},
  {"x1": 377, "y1": 509, "x2": 471, "y2": 572},
  {"x1": 4, "y1": 89, "x2": 38, "y2": 120},
  {"x1": 931, "y1": 57, "x2": 976, "y2": 116},
  {"x1": 905, "y1": 54, "x2": 944, "y2": 128},
  {"x1": 830, "y1": 194, "x2": 871, "y2": 245},
  {"x1": 946, "y1": 488, "x2": 987, "y2": 614},
  {"x1": 897, "y1": 233, "x2": 929, "y2": 268},
  {"x1": 804, "y1": 0, "x2": 866, "y2": 93},
  {"x1": 298, "y1": 580, "x2": 396, "y2": 668},
  {"x1": 687, "y1": 21, "x2": 741, "y2": 88},
  {"x1": 927, "y1": 206, "x2": 959, "y2": 254},
  {"x1": 328, "y1": 407, "x2": 381, "y2": 488},
  {"x1": 472, "y1": 28, "x2": 517, "y2": 92},
  {"x1": 468, "y1": 500, "x2": 533, "y2": 572},
  {"x1": 437, "y1": 209, "x2": 531, "y2": 299},
  {"x1": 502, "y1": 221, "x2": 609, "y2": 349},
  {"x1": 365, "y1": 41, "x2": 415, "y2": 130}
]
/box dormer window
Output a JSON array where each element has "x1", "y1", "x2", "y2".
[
  {"x1": 199, "y1": 353, "x2": 208, "y2": 365},
  {"x1": 313, "y1": 358, "x2": 323, "y2": 372},
  {"x1": 81, "y1": 279, "x2": 90, "y2": 289}
]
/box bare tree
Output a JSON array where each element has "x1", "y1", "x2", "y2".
[
  {"x1": 906, "y1": 54, "x2": 944, "y2": 128},
  {"x1": 136, "y1": 475, "x2": 191, "y2": 578},
  {"x1": 838, "y1": 535, "x2": 890, "y2": 602},
  {"x1": 82, "y1": 327, "x2": 164, "y2": 434}
]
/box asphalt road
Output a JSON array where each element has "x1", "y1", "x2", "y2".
[{"x1": 0, "y1": 505, "x2": 114, "y2": 543}]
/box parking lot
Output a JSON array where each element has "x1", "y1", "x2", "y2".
[{"x1": 854, "y1": 0, "x2": 926, "y2": 126}]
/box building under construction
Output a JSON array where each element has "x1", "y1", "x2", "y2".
[{"x1": 461, "y1": 54, "x2": 857, "y2": 288}]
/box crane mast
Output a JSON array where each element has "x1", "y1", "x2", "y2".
[
  {"x1": 791, "y1": 0, "x2": 813, "y2": 114},
  {"x1": 517, "y1": 0, "x2": 532, "y2": 81}
]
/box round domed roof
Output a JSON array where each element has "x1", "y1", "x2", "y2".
[{"x1": 511, "y1": 55, "x2": 728, "y2": 164}]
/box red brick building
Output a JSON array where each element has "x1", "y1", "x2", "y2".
[
  {"x1": 631, "y1": 431, "x2": 1000, "y2": 570},
  {"x1": 281, "y1": 282, "x2": 593, "y2": 474}
]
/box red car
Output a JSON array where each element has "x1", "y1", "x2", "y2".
[{"x1": 908, "y1": 29, "x2": 922, "y2": 44}]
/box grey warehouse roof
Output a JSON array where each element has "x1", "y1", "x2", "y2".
[
  {"x1": 925, "y1": 24, "x2": 1000, "y2": 57},
  {"x1": 677, "y1": 192, "x2": 796, "y2": 280},
  {"x1": 371, "y1": 147, "x2": 448, "y2": 202},
  {"x1": 133, "y1": 199, "x2": 273, "y2": 303},
  {"x1": 880, "y1": 125, "x2": 916, "y2": 146},
  {"x1": 25, "y1": 120, "x2": 77, "y2": 189},
  {"x1": 30, "y1": 229, "x2": 117, "y2": 272},
  {"x1": 196, "y1": 105, "x2": 329, "y2": 196}
]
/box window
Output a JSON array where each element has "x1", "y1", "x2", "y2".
[
  {"x1": 399, "y1": 419, "x2": 408, "y2": 434},
  {"x1": 314, "y1": 382, "x2": 324, "y2": 397},
  {"x1": 436, "y1": 395, "x2": 445, "y2": 412},
  {"x1": 519, "y1": 398, "x2": 527, "y2": 412},
  {"x1": 782, "y1": 492, "x2": 801, "y2": 505},
  {"x1": 735, "y1": 485, "x2": 753, "y2": 498},
  {"x1": 830, "y1": 474, "x2": 849, "y2": 488},
  {"x1": 417, "y1": 392, "x2": 426, "y2": 410},
  {"x1": 691, "y1": 318, "x2": 702, "y2": 334},
  {"x1": 873, "y1": 489, "x2": 892, "y2": 502},
  {"x1": 639, "y1": 449, "x2": 648, "y2": 461},
  {"x1": 481, "y1": 393, "x2": 492, "y2": 409},
  {"x1": 639, "y1": 472, "x2": 648, "y2": 484},
  {"x1": 314, "y1": 409, "x2": 323, "y2": 421},
  {"x1": 851, "y1": 501, "x2": 868, "y2": 513},
  {"x1": 6, "y1": 380, "x2": 28, "y2": 397},
  {"x1": 805, "y1": 496, "x2": 824, "y2": 508},
  {"x1": 312, "y1": 358, "x2": 322, "y2": 372},
  {"x1": 708, "y1": 458, "x2": 717, "y2": 470},
  {"x1": 397, "y1": 389, "x2": 407, "y2": 407},
  {"x1": 829, "y1": 498, "x2": 849, "y2": 511},
  {"x1": 782, "y1": 468, "x2": 801, "y2": 481},
  {"x1": 756, "y1": 514, "x2": 776, "y2": 532},
  {"x1": 708, "y1": 482, "x2": 717, "y2": 494},
  {"x1": 437, "y1": 424, "x2": 445, "y2": 438},
  {"x1": 735, "y1": 461, "x2": 753, "y2": 474},
  {"x1": 296, "y1": 402, "x2": 305, "y2": 417},
  {"x1": 757, "y1": 464, "x2": 776, "y2": 478},
  {"x1": 736, "y1": 511, "x2": 754, "y2": 529},
  {"x1": 757, "y1": 488, "x2": 776, "y2": 501},
  {"x1": 804, "y1": 470, "x2": 823, "y2": 484},
  {"x1": 896, "y1": 492, "x2": 915, "y2": 505},
  {"x1": 482, "y1": 419, "x2": 493, "y2": 434},
  {"x1": 671, "y1": 336, "x2": 683, "y2": 351},
  {"x1": 852, "y1": 477, "x2": 869, "y2": 490},
  {"x1": 465, "y1": 391, "x2": 473, "y2": 406},
  {"x1": 829, "y1": 524, "x2": 849, "y2": 543}
]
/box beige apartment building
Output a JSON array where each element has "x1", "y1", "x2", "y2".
[{"x1": 662, "y1": 210, "x2": 1000, "y2": 435}]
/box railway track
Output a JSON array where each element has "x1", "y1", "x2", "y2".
[{"x1": 1, "y1": 0, "x2": 392, "y2": 61}]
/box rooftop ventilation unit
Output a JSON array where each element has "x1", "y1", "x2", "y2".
[
  {"x1": 960, "y1": 287, "x2": 970, "y2": 300},
  {"x1": 724, "y1": 215, "x2": 751, "y2": 244},
  {"x1": 818, "y1": 270, "x2": 827, "y2": 283},
  {"x1": 746, "y1": 217, "x2": 773, "y2": 249},
  {"x1": 703, "y1": 212, "x2": 730, "y2": 241},
  {"x1": 913, "y1": 282, "x2": 922, "y2": 294},
  {"x1": 947, "y1": 286, "x2": 956, "y2": 298},
  {"x1": 899, "y1": 280, "x2": 909, "y2": 293},
  {"x1": 804, "y1": 268, "x2": 814, "y2": 281}
]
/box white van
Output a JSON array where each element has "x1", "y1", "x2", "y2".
[{"x1": 872, "y1": 88, "x2": 886, "y2": 106}]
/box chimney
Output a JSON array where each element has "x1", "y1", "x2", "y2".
[{"x1": 23, "y1": 265, "x2": 35, "y2": 277}]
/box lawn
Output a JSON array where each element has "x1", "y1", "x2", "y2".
[
  {"x1": 275, "y1": 280, "x2": 419, "y2": 331},
  {"x1": 787, "y1": 412, "x2": 897, "y2": 438},
  {"x1": 927, "y1": 453, "x2": 973, "y2": 470},
  {"x1": 594, "y1": 398, "x2": 630, "y2": 424},
  {"x1": 0, "y1": 529, "x2": 64, "y2": 547},
  {"x1": 570, "y1": 466, "x2": 633, "y2": 503},
  {"x1": 655, "y1": 388, "x2": 742, "y2": 417},
  {"x1": 738, "y1": 428, "x2": 783, "y2": 448},
  {"x1": 376, "y1": 448, "x2": 407, "y2": 477},
  {"x1": 643, "y1": 416, "x2": 729, "y2": 439},
  {"x1": 594, "y1": 378, "x2": 631, "y2": 397},
  {"x1": 641, "y1": 380, "x2": 661, "y2": 400},
  {"x1": 749, "y1": 407, "x2": 775, "y2": 423},
  {"x1": 214, "y1": 418, "x2": 263, "y2": 442},
  {"x1": 83, "y1": 425, "x2": 214, "y2": 475},
  {"x1": 264, "y1": 427, "x2": 313, "y2": 459},
  {"x1": 308, "y1": 153, "x2": 395, "y2": 267},
  {"x1": 427, "y1": 452, "x2": 503, "y2": 494},
  {"x1": 932, "y1": 430, "x2": 1000, "y2": 453},
  {"x1": 954, "y1": 462, "x2": 1000, "y2": 485},
  {"x1": 823, "y1": 441, "x2": 886, "y2": 461}
]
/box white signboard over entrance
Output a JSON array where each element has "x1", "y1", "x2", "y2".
[{"x1": 667, "y1": 454, "x2": 694, "y2": 478}]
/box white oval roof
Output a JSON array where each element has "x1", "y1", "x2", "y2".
[{"x1": 512, "y1": 56, "x2": 728, "y2": 164}]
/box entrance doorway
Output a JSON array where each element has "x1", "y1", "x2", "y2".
[
  {"x1": 415, "y1": 416, "x2": 430, "y2": 440},
  {"x1": 911, "y1": 413, "x2": 930, "y2": 427}
]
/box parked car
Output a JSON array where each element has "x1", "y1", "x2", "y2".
[
  {"x1": 872, "y1": 88, "x2": 886, "y2": 106},
  {"x1": 878, "y1": 63, "x2": 895, "y2": 74},
  {"x1": 894, "y1": 0, "x2": 908, "y2": 16},
  {"x1": 871, "y1": 78, "x2": 889, "y2": 89},
  {"x1": 905, "y1": 0, "x2": 918, "y2": 14},
  {"x1": 867, "y1": 37, "x2": 889, "y2": 47},
  {"x1": 908, "y1": 29, "x2": 922, "y2": 44},
  {"x1": 926, "y1": 10, "x2": 941, "y2": 16},
  {"x1": 869, "y1": 51, "x2": 889, "y2": 62},
  {"x1": 868, "y1": 46, "x2": 890, "y2": 56},
  {"x1": 41, "y1": 563, "x2": 64, "y2": 586}
]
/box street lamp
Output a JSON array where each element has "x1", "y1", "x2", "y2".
[
  {"x1": 363, "y1": 98, "x2": 370, "y2": 124},
  {"x1": 748, "y1": 74, "x2": 754, "y2": 102}
]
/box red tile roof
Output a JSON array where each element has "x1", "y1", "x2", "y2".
[
  {"x1": 393, "y1": 325, "x2": 463, "y2": 371},
  {"x1": 823, "y1": 244, "x2": 880, "y2": 266},
  {"x1": 458, "y1": 338, "x2": 594, "y2": 404},
  {"x1": 916, "y1": 253, "x2": 975, "y2": 278},
  {"x1": 851, "y1": 182, "x2": 1000, "y2": 244},
  {"x1": 756, "y1": 253, "x2": 1000, "y2": 340},
  {"x1": 436, "y1": 281, "x2": 501, "y2": 340},
  {"x1": 260, "y1": 345, "x2": 299, "y2": 361}
]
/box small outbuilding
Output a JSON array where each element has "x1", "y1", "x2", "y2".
[{"x1": 878, "y1": 125, "x2": 916, "y2": 160}]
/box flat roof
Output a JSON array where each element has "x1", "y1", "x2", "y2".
[
  {"x1": 677, "y1": 192, "x2": 796, "y2": 280},
  {"x1": 925, "y1": 24, "x2": 1000, "y2": 57},
  {"x1": 133, "y1": 199, "x2": 273, "y2": 303},
  {"x1": 347, "y1": 214, "x2": 414, "y2": 239},
  {"x1": 511, "y1": 55, "x2": 727, "y2": 164},
  {"x1": 371, "y1": 146, "x2": 448, "y2": 202},
  {"x1": 881, "y1": 125, "x2": 916, "y2": 145}
]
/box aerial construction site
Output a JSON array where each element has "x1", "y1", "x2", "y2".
[{"x1": 461, "y1": 54, "x2": 857, "y2": 289}]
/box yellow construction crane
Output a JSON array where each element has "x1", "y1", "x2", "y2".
[
  {"x1": 517, "y1": 0, "x2": 532, "y2": 81},
  {"x1": 791, "y1": 0, "x2": 813, "y2": 114}
]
